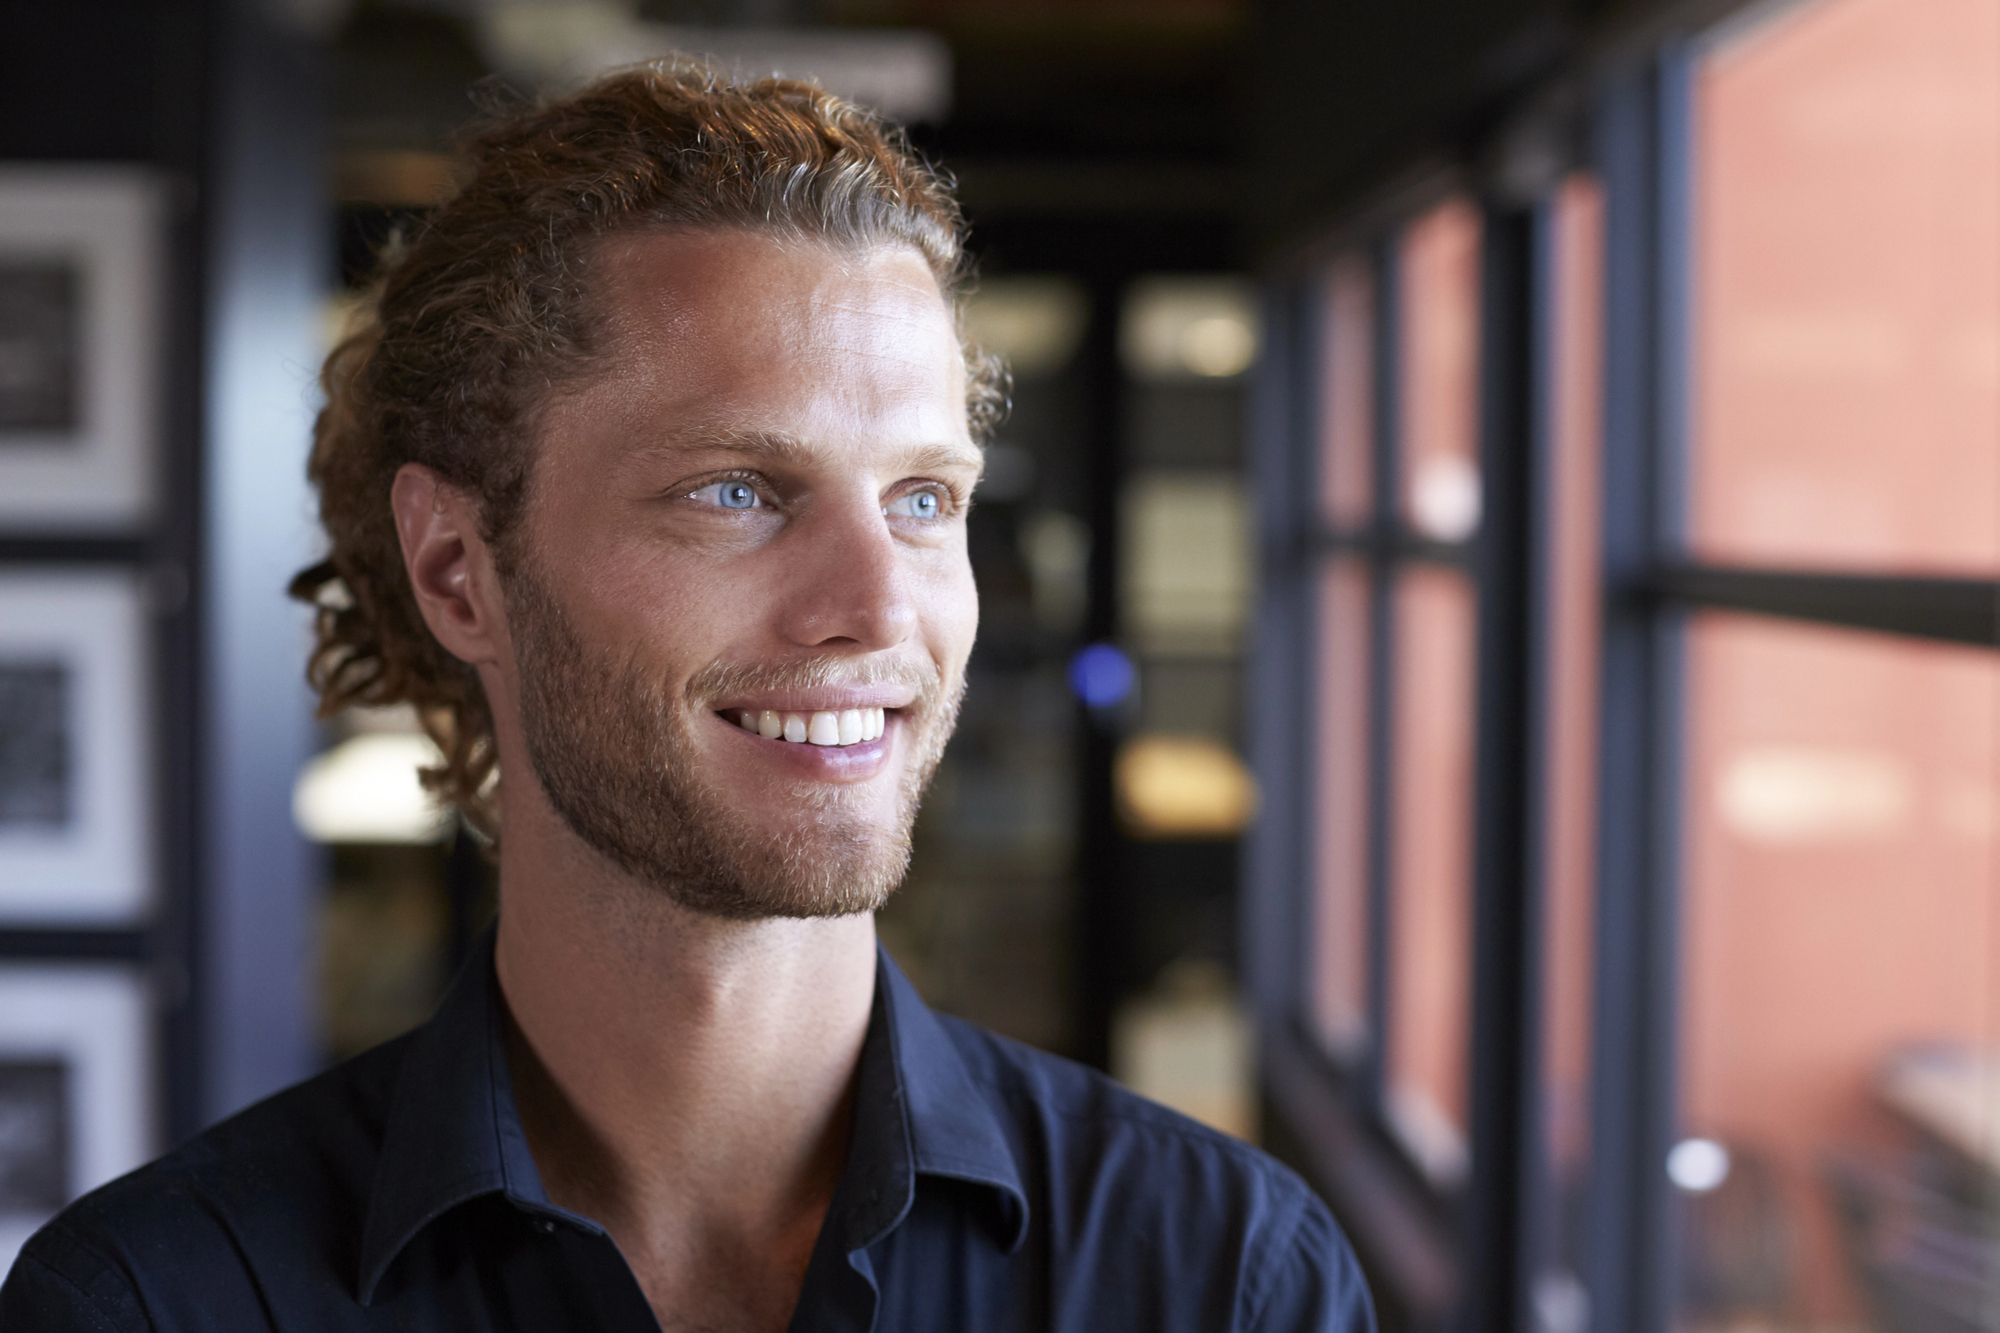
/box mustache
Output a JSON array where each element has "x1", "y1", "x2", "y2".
[{"x1": 683, "y1": 653, "x2": 948, "y2": 711}]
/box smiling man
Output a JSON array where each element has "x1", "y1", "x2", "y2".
[{"x1": 0, "y1": 67, "x2": 1372, "y2": 1333}]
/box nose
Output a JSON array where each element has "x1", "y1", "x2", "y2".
[{"x1": 772, "y1": 491, "x2": 919, "y2": 652}]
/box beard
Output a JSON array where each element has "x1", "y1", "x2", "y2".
[{"x1": 503, "y1": 562, "x2": 963, "y2": 920}]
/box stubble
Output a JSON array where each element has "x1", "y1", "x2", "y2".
[{"x1": 505, "y1": 560, "x2": 962, "y2": 920}]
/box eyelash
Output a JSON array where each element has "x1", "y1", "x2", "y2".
[
  {"x1": 886, "y1": 484, "x2": 957, "y2": 520},
  {"x1": 684, "y1": 473, "x2": 966, "y2": 520}
]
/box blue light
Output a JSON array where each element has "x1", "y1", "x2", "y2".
[{"x1": 1068, "y1": 643, "x2": 1136, "y2": 709}]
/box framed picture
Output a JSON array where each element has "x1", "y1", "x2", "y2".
[
  {"x1": 0, "y1": 964, "x2": 152, "y2": 1276},
  {"x1": 0, "y1": 570, "x2": 150, "y2": 923},
  {"x1": 0, "y1": 168, "x2": 162, "y2": 531}
]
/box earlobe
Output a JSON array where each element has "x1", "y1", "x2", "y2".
[{"x1": 391, "y1": 463, "x2": 504, "y2": 667}]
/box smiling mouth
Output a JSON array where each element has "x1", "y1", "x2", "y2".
[{"x1": 723, "y1": 707, "x2": 888, "y2": 748}]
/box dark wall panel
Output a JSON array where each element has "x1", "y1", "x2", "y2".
[
  {"x1": 1251, "y1": 0, "x2": 1591, "y2": 249},
  {"x1": 0, "y1": 0, "x2": 205, "y2": 164}
]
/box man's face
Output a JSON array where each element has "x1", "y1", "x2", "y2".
[{"x1": 502, "y1": 230, "x2": 981, "y2": 918}]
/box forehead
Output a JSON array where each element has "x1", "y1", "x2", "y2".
[
  {"x1": 579, "y1": 229, "x2": 967, "y2": 434},
  {"x1": 525, "y1": 231, "x2": 978, "y2": 511}
]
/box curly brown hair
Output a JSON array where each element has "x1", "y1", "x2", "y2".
[{"x1": 290, "y1": 62, "x2": 1007, "y2": 843}]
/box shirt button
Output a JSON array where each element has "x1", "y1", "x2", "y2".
[{"x1": 535, "y1": 1219, "x2": 557, "y2": 1235}]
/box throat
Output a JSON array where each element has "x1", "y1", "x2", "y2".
[
  {"x1": 495, "y1": 923, "x2": 867, "y2": 1332},
  {"x1": 621, "y1": 1181, "x2": 839, "y2": 1333}
]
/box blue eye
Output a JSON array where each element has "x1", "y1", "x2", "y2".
[
  {"x1": 886, "y1": 489, "x2": 944, "y2": 520},
  {"x1": 694, "y1": 481, "x2": 761, "y2": 510}
]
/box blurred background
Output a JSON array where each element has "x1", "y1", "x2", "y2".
[{"x1": 1, "y1": 1, "x2": 1998, "y2": 1330}]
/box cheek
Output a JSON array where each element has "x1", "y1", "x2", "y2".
[
  {"x1": 922, "y1": 548, "x2": 980, "y2": 662},
  {"x1": 554, "y1": 546, "x2": 720, "y2": 675}
]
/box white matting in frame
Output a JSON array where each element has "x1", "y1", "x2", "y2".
[
  {"x1": 0, "y1": 569, "x2": 151, "y2": 923},
  {"x1": 0, "y1": 965, "x2": 153, "y2": 1279},
  {"x1": 0, "y1": 167, "x2": 162, "y2": 531}
]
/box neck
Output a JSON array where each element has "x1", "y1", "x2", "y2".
[{"x1": 492, "y1": 784, "x2": 877, "y2": 1323}]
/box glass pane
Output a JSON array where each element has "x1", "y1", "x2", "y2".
[
  {"x1": 1533, "y1": 175, "x2": 1604, "y2": 1333},
  {"x1": 1320, "y1": 255, "x2": 1374, "y2": 528},
  {"x1": 1385, "y1": 563, "x2": 1476, "y2": 1188},
  {"x1": 1312, "y1": 557, "x2": 1371, "y2": 1060},
  {"x1": 1688, "y1": 0, "x2": 2000, "y2": 571},
  {"x1": 1399, "y1": 199, "x2": 1483, "y2": 544},
  {"x1": 1677, "y1": 612, "x2": 2000, "y2": 1332}
]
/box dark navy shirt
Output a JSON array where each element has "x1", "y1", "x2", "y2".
[{"x1": 1, "y1": 936, "x2": 1373, "y2": 1332}]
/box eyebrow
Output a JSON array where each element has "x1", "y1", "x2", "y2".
[{"x1": 650, "y1": 426, "x2": 985, "y2": 477}]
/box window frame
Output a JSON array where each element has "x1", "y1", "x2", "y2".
[
  {"x1": 1249, "y1": 180, "x2": 1500, "y2": 1323},
  {"x1": 1246, "y1": 6, "x2": 2000, "y2": 1331}
]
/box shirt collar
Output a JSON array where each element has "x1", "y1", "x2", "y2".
[
  {"x1": 356, "y1": 935, "x2": 570, "y2": 1304},
  {"x1": 827, "y1": 945, "x2": 1030, "y2": 1256},
  {"x1": 874, "y1": 949, "x2": 1028, "y2": 1247},
  {"x1": 356, "y1": 930, "x2": 1028, "y2": 1304}
]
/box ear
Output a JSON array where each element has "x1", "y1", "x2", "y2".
[{"x1": 391, "y1": 463, "x2": 509, "y2": 668}]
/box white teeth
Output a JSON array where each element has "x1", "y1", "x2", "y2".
[{"x1": 737, "y1": 705, "x2": 890, "y2": 746}]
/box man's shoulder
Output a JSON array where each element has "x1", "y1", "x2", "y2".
[
  {"x1": 930, "y1": 1010, "x2": 1315, "y2": 1212},
  {"x1": 5, "y1": 1034, "x2": 413, "y2": 1327},
  {"x1": 66, "y1": 1031, "x2": 407, "y2": 1237},
  {"x1": 919, "y1": 1014, "x2": 1372, "y2": 1329}
]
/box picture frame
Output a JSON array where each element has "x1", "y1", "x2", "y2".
[
  {"x1": 0, "y1": 167, "x2": 162, "y2": 531},
  {"x1": 0, "y1": 569, "x2": 150, "y2": 923},
  {"x1": 0, "y1": 964, "x2": 152, "y2": 1276}
]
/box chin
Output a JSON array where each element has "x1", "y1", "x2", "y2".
[
  {"x1": 505, "y1": 570, "x2": 953, "y2": 923},
  {"x1": 648, "y1": 825, "x2": 912, "y2": 921}
]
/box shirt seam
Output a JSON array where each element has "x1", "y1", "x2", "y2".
[
  {"x1": 485, "y1": 981, "x2": 517, "y2": 1197},
  {"x1": 957, "y1": 1060, "x2": 1298, "y2": 1175},
  {"x1": 1236, "y1": 1186, "x2": 1311, "y2": 1331},
  {"x1": 956, "y1": 1068, "x2": 1309, "y2": 1271},
  {"x1": 988, "y1": 1072, "x2": 1276, "y2": 1153},
  {"x1": 15, "y1": 1233, "x2": 149, "y2": 1333},
  {"x1": 913, "y1": 1149, "x2": 1013, "y2": 1175}
]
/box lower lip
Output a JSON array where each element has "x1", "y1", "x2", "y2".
[{"x1": 711, "y1": 712, "x2": 895, "y2": 779}]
